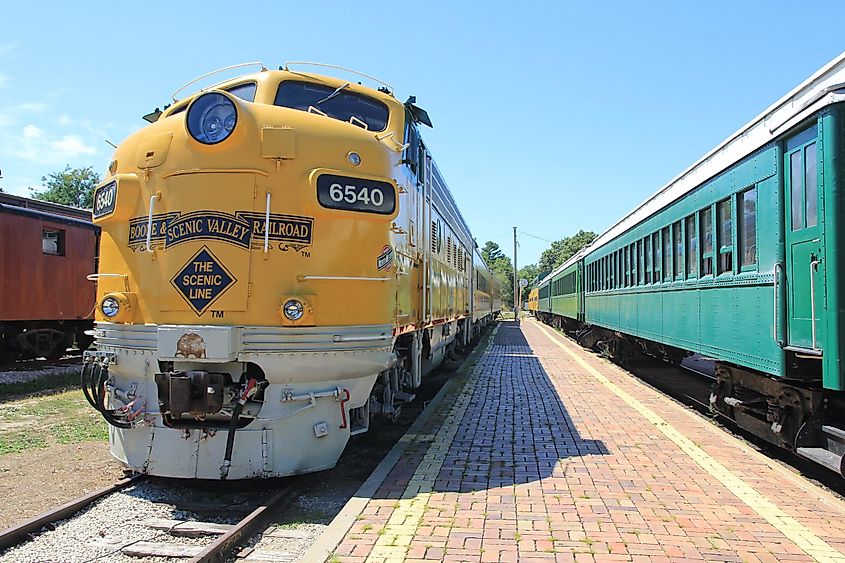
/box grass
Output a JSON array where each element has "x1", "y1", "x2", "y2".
[
  {"x1": 0, "y1": 431, "x2": 48, "y2": 454},
  {"x1": 0, "y1": 388, "x2": 108, "y2": 455}
]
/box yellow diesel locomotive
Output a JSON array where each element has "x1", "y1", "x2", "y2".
[{"x1": 83, "y1": 62, "x2": 501, "y2": 479}]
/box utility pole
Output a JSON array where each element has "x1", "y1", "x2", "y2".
[{"x1": 513, "y1": 226, "x2": 518, "y2": 317}]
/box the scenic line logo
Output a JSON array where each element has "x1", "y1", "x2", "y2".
[{"x1": 128, "y1": 210, "x2": 314, "y2": 252}]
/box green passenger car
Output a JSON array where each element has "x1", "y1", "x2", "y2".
[{"x1": 541, "y1": 53, "x2": 845, "y2": 475}]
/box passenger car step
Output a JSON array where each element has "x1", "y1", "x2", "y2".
[
  {"x1": 796, "y1": 447, "x2": 844, "y2": 474},
  {"x1": 822, "y1": 425, "x2": 845, "y2": 442}
]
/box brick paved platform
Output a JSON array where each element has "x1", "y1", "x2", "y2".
[{"x1": 314, "y1": 320, "x2": 845, "y2": 562}]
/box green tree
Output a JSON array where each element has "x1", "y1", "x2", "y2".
[
  {"x1": 30, "y1": 165, "x2": 100, "y2": 209},
  {"x1": 537, "y1": 230, "x2": 598, "y2": 276},
  {"x1": 480, "y1": 240, "x2": 516, "y2": 308},
  {"x1": 481, "y1": 240, "x2": 505, "y2": 264},
  {"x1": 518, "y1": 263, "x2": 540, "y2": 285}
]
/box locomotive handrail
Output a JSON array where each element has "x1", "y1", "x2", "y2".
[
  {"x1": 146, "y1": 193, "x2": 161, "y2": 254},
  {"x1": 810, "y1": 258, "x2": 821, "y2": 350},
  {"x1": 773, "y1": 262, "x2": 783, "y2": 345},
  {"x1": 264, "y1": 191, "x2": 271, "y2": 257},
  {"x1": 283, "y1": 61, "x2": 393, "y2": 94},
  {"x1": 332, "y1": 334, "x2": 391, "y2": 342},
  {"x1": 171, "y1": 62, "x2": 267, "y2": 101},
  {"x1": 297, "y1": 275, "x2": 390, "y2": 282},
  {"x1": 87, "y1": 273, "x2": 129, "y2": 292},
  {"x1": 375, "y1": 131, "x2": 410, "y2": 153},
  {"x1": 162, "y1": 168, "x2": 269, "y2": 178}
]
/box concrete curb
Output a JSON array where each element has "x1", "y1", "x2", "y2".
[{"x1": 298, "y1": 323, "x2": 499, "y2": 563}]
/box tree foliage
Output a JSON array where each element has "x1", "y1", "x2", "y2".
[
  {"x1": 518, "y1": 264, "x2": 540, "y2": 285},
  {"x1": 480, "y1": 241, "x2": 515, "y2": 308},
  {"x1": 480, "y1": 240, "x2": 505, "y2": 264},
  {"x1": 30, "y1": 165, "x2": 100, "y2": 209},
  {"x1": 537, "y1": 230, "x2": 597, "y2": 276}
]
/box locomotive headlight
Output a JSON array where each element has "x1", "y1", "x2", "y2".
[
  {"x1": 282, "y1": 299, "x2": 305, "y2": 321},
  {"x1": 347, "y1": 151, "x2": 361, "y2": 166},
  {"x1": 186, "y1": 92, "x2": 238, "y2": 145},
  {"x1": 101, "y1": 297, "x2": 120, "y2": 318},
  {"x1": 98, "y1": 292, "x2": 135, "y2": 323}
]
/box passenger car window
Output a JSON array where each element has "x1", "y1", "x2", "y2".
[
  {"x1": 738, "y1": 188, "x2": 757, "y2": 269},
  {"x1": 673, "y1": 222, "x2": 682, "y2": 279},
  {"x1": 717, "y1": 199, "x2": 733, "y2": 275},
  {"x1": 701, "y1": 207, "x2": 713, "y2": 276},
  {"x1": 686, "y1": 215, "x2": 697, "y2": 277},
  {"x1": 274, "y1": 81, "x2": 389, "y2": 131}
]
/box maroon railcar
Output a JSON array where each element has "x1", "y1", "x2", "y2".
[{"x1": 0, "y1": 193, "x2": 98, "y2": 360}]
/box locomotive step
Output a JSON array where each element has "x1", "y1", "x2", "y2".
[{"x1": 796, "y1": 446, "x2": 845, "y2": 475}]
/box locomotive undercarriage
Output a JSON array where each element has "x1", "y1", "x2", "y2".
[
  {"x1": 86, "y1": 319, "x2": 472, "y2": 479},
  {"x1": 87, "y1": 322, "x2": 391, "y2": 479},
  {"x1": 370, "y1": 319, "x2": 465, "y2": 421}
]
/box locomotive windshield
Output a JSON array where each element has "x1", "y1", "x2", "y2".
[{"x1": 274, "y1": 80, "x2": 389, "y2": 131}]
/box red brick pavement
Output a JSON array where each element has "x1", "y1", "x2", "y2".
[{"x1": 328, "y1": 320, "x2": 845, "y2": 562}]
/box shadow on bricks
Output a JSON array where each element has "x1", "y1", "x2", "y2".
[{"x1": 372, "y1": 320, "x2": 608, "y2": 499}]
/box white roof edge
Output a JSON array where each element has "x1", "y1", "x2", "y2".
[
  {"x1": 538, "y1": 247, "x2": 589, "y2": 286},
  {"x1": 587, "y1": 51, "x2": 845, "y2": 256}
]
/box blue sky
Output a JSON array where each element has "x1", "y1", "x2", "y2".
[{"x1": 1, "y1": 1, "x2": 844, "y2": 267}]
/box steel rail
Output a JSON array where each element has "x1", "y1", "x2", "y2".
[
  {"x1": 0, "y1": 474, "x2": 145, "y2": 551},
  {"x1": 189, "y1": 477, "x2": 303, "y2": 563}
]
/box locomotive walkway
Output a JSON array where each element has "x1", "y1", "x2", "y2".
[{"x1": 304, "y1": 320, "x2": 845, "y2": 563}]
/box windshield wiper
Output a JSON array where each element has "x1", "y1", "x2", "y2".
[{"x1": 315, "y1": 82, "x2": 350, "y2": 106}]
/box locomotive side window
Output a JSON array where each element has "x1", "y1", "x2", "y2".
[
  {"x1": 717, "y1": 198, "x2": 733, "y2": 275},
  {"x1": 274, "y1": 81, "x2": 389, "y2": 132},
  {"x1": 42, "y1": 228, "x2": 65, "y2": 256},
  {"x1": 700, "y1": 206, "x2": 714, "y2": 276},
  {"x1": 738, "y1": 187, "x2": 757, "y2": 269},
  {"x1": 685, "y1": 215, "x2": 697, "y2": 278},
  {"x1": 226, "y1": 82, "x2": 257, "y2": 102}
]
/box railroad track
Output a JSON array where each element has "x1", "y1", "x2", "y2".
[
  {"x1": 0, "y1": 353, "x2": 83, "y2": 372},
  {"x1": 0, "y1": 474, "x2": 307, "y2": 562}
]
